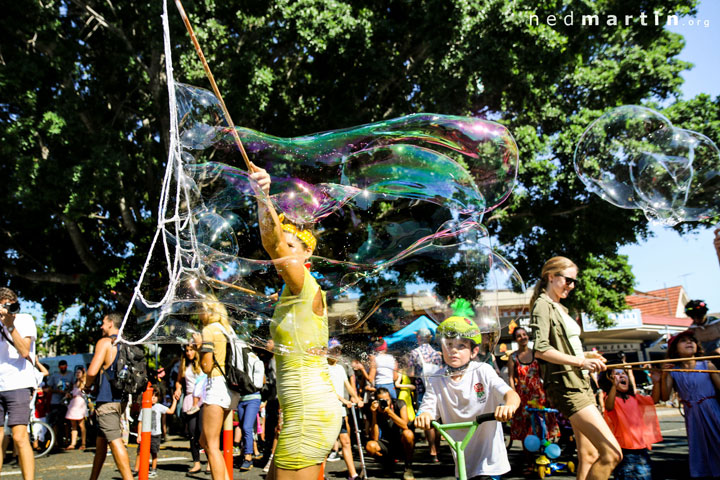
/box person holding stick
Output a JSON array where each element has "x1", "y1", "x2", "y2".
[
  {"x1": 529, "y1": 256, "x2": 621, "y2": 480},
  {"x1": 251, "y1": 164, "x2": 343, "y2": 480},
  {"x1": 660, "y1": 330, "x2": 720, "y2": 479}
]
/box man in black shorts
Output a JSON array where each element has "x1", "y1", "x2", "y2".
[
  {"x1": 366, "y1": 387, "x2": 416, "y2": 480},
  {"x1": 0, "y1": 288, "x2": 37, "y2": 480}
]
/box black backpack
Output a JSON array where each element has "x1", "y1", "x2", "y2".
[
  {"x1": 109, "y1": 343, "x2": 148, "y2": 398},
  {"x1": 213, "y1": 325, "x2": 264, "y2": 396}
]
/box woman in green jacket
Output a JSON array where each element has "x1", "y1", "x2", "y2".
[{"x1": 529, "y1": 256, "x2": 621, "y2": 480}]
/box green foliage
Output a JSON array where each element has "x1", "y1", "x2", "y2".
[
  {"x1": 1, "y1": 0, "x2": 716, "y2": 348},
  {"x1": 569, "y1": 254, "x2": 635, "y2": 329}
]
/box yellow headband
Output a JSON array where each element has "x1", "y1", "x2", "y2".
[{"x1": 278, "y1": 214, "x2": 316, "y2": 251}]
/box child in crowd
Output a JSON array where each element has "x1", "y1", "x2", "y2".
[
  {"x1": 185, "y1": 371, "x2": 207, "y2": 416},
  {"x1": 603, "y1": 368, "x2": 662, "y2": 480},
  {"x1": 415, "y1": 310, "x2": 520, "y2": 480},
  {"x1": 660, "y1": 330, "x2": 720, "y2": 479},
  {"x1": 133, "y1": 387, "x2": 178, "y2": 478}
]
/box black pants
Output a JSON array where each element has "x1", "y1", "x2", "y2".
[{"x1": 185, "y1": 410, "x2": 202, "y2": 463}]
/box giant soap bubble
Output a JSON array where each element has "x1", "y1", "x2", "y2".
[
  {"x1": 574, "y1": 105, "x2": 720, "y2": 226},
  {"x1": 119, "y1": 82, "x2": 523, "y2": 378}
]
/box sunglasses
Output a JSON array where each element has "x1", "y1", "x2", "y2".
[{"x1": 556, "y1": 275, "x2": 579, "y2": 287}]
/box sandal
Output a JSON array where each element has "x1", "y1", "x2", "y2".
[
  {"x1": 79, "y1": 445, "x2": 86, "y2": 451},
  {"x1": 63, "y1": 445, "x2": 76, "y2": 451}
]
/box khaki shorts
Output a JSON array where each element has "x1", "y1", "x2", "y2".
[
  {"x1": 546, "y1": 382, "x2": 595, "y2": 418},
  {"x1": 96, "y1": 402, "x2": 126, "y2": 443}
]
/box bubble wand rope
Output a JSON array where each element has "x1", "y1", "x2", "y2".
[{"x1": 173, "y1": 0, "x2": 252, "y2": 171}]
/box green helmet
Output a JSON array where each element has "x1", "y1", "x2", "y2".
[{"x1": 436, "y1": 316, "x2": 482, "y2": 345}]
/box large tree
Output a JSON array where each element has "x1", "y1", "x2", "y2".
[{"x1": 1, "y1": 0, "x2": 717, "y2": 335}]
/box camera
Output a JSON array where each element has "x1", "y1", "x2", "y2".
[
  {"x1": 378, "y1": 399, "x2": 389, "y2": 410},
  {"x1": 3, "y1": 302, "x2": 20, "y2": 314}
]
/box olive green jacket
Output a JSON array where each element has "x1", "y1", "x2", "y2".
[{"x1": 529, "y1": 293, "x2": 587, "y2": 390}]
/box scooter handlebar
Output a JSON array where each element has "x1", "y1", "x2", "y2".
[{"x1": 475, "y1": 412, "x2": 497, "y2": 425}]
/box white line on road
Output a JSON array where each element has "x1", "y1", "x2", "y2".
[
  {"x1": 66, "y1": 456, "x2": 190, "y2": 470},
  {"x1": 661, "y1": 428, "x2": 686, "y2": 434}
]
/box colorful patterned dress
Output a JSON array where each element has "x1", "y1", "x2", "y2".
[{"x1": 510, "y1": 351, "x2": 559, "y2": 441}]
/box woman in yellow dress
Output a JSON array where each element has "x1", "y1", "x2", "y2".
[{"x1": 251, "y1": 164, "x2": 343, "y2": 480}]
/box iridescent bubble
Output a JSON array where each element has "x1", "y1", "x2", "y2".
[
  {"x1": 120, "y1": 83, "x2": 524, "y2": 378},
  {"x1": 574, "y1": 105, "x2": 720, "y2": 225}
]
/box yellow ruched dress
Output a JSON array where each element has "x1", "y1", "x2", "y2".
[{"x1": 271, "y1": 268, "x2": 343, "y2": 470}]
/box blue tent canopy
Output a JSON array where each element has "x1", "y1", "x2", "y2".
[{"x1": 385, "y1": 315, "x2": 439, "y2": 347}]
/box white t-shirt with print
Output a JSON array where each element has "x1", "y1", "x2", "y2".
[
  {"x1": 418, "y1": 361, "x2": 511, "y2": 477},
  {"x1": 0, "y1": 313, "x2": 37, "y2": 392},
  {"x1": 151, "y1": 403, "x2": 169, "y2": 436}
]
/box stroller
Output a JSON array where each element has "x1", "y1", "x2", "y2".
[{"x1": 523, "y1": 407, "x2": 575, "y2": 479}]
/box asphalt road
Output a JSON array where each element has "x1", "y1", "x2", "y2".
[{"x1": 0, "y1": 407, "x2": 688, "y2": 480}]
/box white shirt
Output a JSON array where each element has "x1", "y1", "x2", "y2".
[
  {"x1": 558, "y1": 308, "x2": 584, "y2": 357},
  {"x1": 151, "y1": 403, "x2": 169, "y2": 436},
  {"x1": 373, "y1": 353, "x2": 396, "y2": 385},
  {"x1": 0, "y1": 313, "x2": 37, "y2": 392},
  {"x1": 418, "y1": 362, "x2": 511, "y2": 477},
  {"x1": 328, "y1": 362, "x2": 348, "y2": 417}
]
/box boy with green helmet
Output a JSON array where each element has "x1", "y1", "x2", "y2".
[{"x1": 415, "y1": 299, "x2": 520, "y2": 479}]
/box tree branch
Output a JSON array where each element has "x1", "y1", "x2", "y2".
[
  {"x1": 59, "y1": 213, "x2": 101, "y2": 273},
  {"x1": 116, "y1": 175, "x2": 138, "y2": 235},
  {"x1": 4, "y1": 267, "x2": 84, "y2": 285}
]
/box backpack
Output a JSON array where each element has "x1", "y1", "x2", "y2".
[
  {"x1": 213, "y1": 324, "x2": 264, "y2": 395},
  {"x1": 109, "y1": 343, "x2": 148, "y2": 398}
]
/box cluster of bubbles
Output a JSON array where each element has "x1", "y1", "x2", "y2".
[
  {"x1": 120, "y1": 83, "x2": 524, "y2": 379},
  {"x1": 575, "y1": 105, "x2": 720, "y2": 226}
]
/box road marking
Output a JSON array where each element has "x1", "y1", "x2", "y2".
[
  {"x1": 65, "y1": 456, "x2": 189, "y2": 470},
  {"x1": 0, "y1": 471, "x2": 21, "y2": 476},
  {"x1": 661, "y1": 428, "x2": 686, "y2": 434}
]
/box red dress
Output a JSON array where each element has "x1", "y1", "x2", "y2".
[{"x1": 510, "y1": 351, "x2": 559, "y2": 441}]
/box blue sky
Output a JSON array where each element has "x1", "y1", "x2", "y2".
[{"x1": 618, "y1": 0, "x2": 720, "y2": 311}]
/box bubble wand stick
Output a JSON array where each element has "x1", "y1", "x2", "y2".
[{"x1": 174, "y1": 0, "x2": 253, "y2": 171}]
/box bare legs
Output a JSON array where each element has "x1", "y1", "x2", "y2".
[{"x1": 569, "y1": 405, "x2": 622, "y2": 480}]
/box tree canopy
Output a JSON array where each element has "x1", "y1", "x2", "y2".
[{"x1": 2, "y1": 0, "x2": 718, "y2": 339}]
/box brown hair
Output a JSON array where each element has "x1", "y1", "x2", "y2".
[
  {"x1": 529, "y1": 256, "x2": 578, "y2": 310},
  {"x1": 180, "y1": 345, "x2": 202, "y2": 375},
  {"x1": 0, "y1": 288, "x2": 17, "y2": 303},
  {"x1": 667, "y1": 330, "x2": 703, "y2": 360}
]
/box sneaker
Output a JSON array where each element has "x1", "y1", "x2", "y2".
[
  {"x1": 403, "y1": 468, "x2": 415, "y2": 480},
  {"x1": 148, "y1": 470, "x2": 158, "y2": 478},
  {"x1": 348, "y1": 476, "x2": 359, "y2": 480},
  {"x1": 327, "y1": 450, "x2": 341, "y2": 462},
  {"x1": 263, "y1": 455, "x2": 274, "y2": 473},
  {"x1": 186, "y1": 405, "x2": 201, "y2": 415},
  {"x1": 240, "y1": 459, "x2": 253, "y2": 471}
]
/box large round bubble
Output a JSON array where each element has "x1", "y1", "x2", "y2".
[
  {"x1": 574, "y1": 105, "x2": 720, "y2": 226},
  {"x1": 119, "y1": 83, "x2": 523, "y2": 379}
]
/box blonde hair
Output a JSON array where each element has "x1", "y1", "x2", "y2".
[
  {"x1": 201, "y1": 296, "x2": 233, "y2": 333},
  {"x1": 529, "y1": 256, "x2": 578, "y2": 310}
]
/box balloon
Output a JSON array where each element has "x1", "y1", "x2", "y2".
[
  {"x1": 545, "y1": 442, "x2": 561, "y2": 459},
  {"x1": 524, "y1": 435, "x2": 541, "y2": 452},
  {"x1": 574, "y1": 105, "x2": 720, "y2": 226}
]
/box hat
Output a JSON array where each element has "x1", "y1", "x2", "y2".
[
  {"x1": 373, "y1": 338, "x2": 387, "y2": 352},
  {"x1": 437, "y1": 316, "x2": 482, "y2": 345},
  {"x1": 685, "y1": 300, "x2": 708, "y2": 319},
  {"x1": 328, "y1": 338, "x2": 342, "y2": 350},
  {"x1": 667, "y1": 329, "x2": 695, "y2": 351}
]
